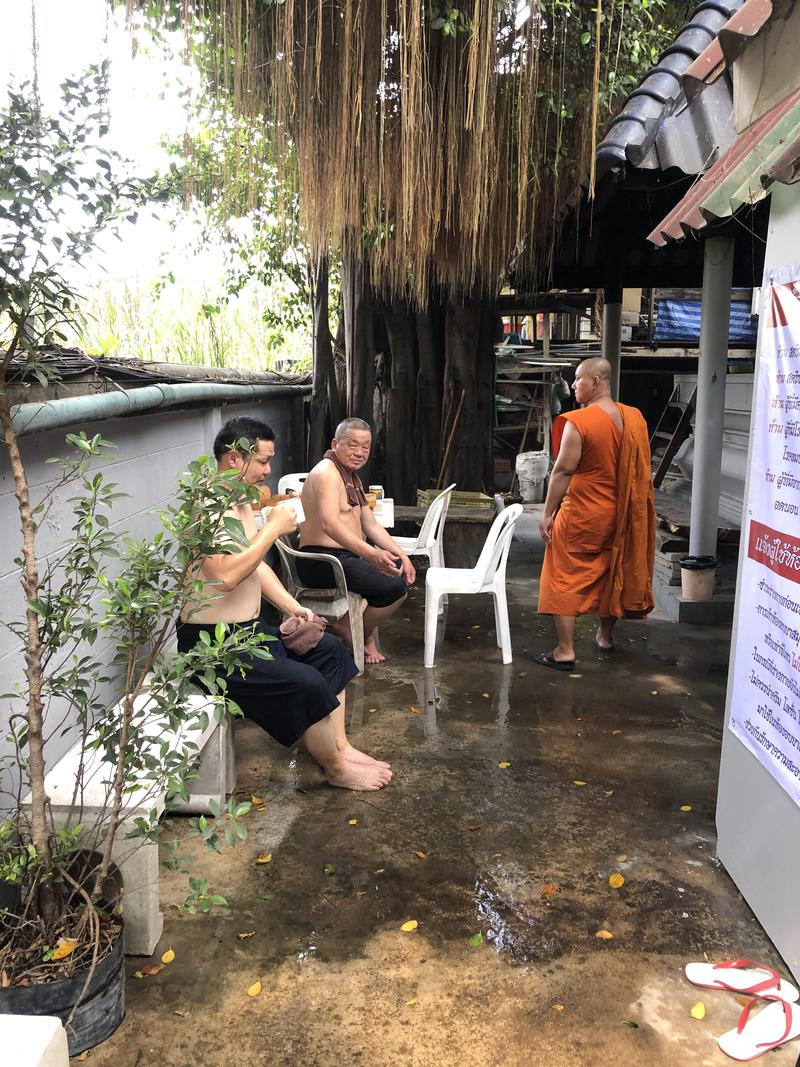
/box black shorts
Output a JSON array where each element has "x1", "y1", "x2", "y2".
[
  {"x1": 175, "y1": 618, "x2": 358, "y2": 748},
  {"x1": 296, "y1": 546, "x2": 408, "y2": 608}
]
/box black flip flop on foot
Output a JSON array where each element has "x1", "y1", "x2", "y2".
[
  {"x1": 535, "y1": 652, "x2": 575, "y2": 673},
  {"x1": 592, "y1": 635, "x2": 615, "y2": 653}
]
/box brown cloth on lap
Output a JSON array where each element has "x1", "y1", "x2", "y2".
[
  {"x1": 279, "y1": 613, "x2": 328, "y2": 655},
  {"x1": 324, "y1": 449, "x2": 368, "y2": 508}
]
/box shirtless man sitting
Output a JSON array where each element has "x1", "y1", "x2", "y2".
[
  {"x1": 297, "y1": 418, "x2": 415, "y2": 664},
  {"x1": 176, "y1": 416, "x2": 391, "y2": 791}
]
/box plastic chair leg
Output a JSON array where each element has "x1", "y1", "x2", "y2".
[
  {"x1": 494, "y1": 585, "x2": 512, "y2": 664},
  {"x1": 424, "y1": 588, "x2": 442, "y2": 668},
  {"x1": 346, "y1": 592, "x2": 366, "y2": 674},
  {"x1": 430, "y1": 546, "x2": 447, "y2": 614}
]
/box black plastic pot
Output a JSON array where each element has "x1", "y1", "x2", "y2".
[
  {"x1": 679, "y1": 555, "x2": 719, "y2": 571},
  {"x1": 0, "y1": 924, "x2": 125, "y2": 1056}
]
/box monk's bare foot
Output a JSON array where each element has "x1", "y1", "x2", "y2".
[
  {"x1": 326, "y1": 760, "x2": 391, "y2": 791},
  {"x1": 338, "y1": 740, "x2": 391, "y2": 772},
  {"x1": 364, "y1": 636, "x2": 386, "y2": 664}
]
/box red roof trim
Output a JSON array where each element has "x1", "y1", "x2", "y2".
[{"x1": 683, "y1": 0, "x2": 774, "y2": 102}]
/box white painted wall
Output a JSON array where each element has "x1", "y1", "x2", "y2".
[
  {"x1": 717, "y1": 181, "x2": 800, "y2": 983},
  {"x1": 0, "y1": 395, "x2": 305, "y2": 804}
]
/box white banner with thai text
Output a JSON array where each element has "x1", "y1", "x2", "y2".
[{"x1": 729, "y1": 261, "x2": 800, "y2": 809}]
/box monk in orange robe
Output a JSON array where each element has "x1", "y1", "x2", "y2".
[{"x1": 536, "y1": 357, "x2": 655, "y2": 671}]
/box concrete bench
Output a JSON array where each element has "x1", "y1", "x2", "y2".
[
  {"x1": 0, "y1": 1015, "x2": 69, "y2": 1067},
  {"x1": 35, "y1": 689, "x2": 234, "y2": 956}
]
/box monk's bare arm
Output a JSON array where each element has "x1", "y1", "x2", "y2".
[
  {"x1": 256, "y1": 561, "x2": 311, "y2": 618},
  {"x1": 360, "y1": 507, "x2": 416, "y2": 584},
  {"x1": 201, "y1": 503, "x2": 298, "y2": 592},
  {"x1": 540, "y1": 422, "x2": 583, "y2": 543}
]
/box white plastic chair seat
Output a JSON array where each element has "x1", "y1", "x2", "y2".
[
  {"x1": 277, "y1": 472, "x2": 309, "y2": 495},
  {"x1": 424, "y1": 503, "x2": 522, "y2": 669},
  {"x1": 275, "y1": 538, "x2": 365, "y2": 673}
]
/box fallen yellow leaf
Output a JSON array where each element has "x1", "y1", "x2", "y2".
[
  {"x1": 400, "y1": 920, "x2": 418, "y2": 932},
  {"x1": 609, "y1": 874, "x2": 625, "y2": 889},
  {"x1": 237, "y1": 931, "x2": 256, "y2": 940},
  {"x1": 414, "y1": 851, "x2": 428, "y2": 859},
  {"x1": 348, "y1": 819, "x2": 358, "y2": 825},
  {"x1": 161, "y1": 948, "x2": 175, "y2": 964},
  {"x1": 472, "y1": 625, "x2": 481, "y2": 629},
  {"x1": 595, "y1": 929, "x2": 614, "y2": 940},
  {"x1": 680, "y1": 805, "x2": 693, "y2": 812},
  {"x1": 76, "y1": 1053, "x2": 90, "y2": 1062},
  {"x1": 250, "y1": 794, "x2": 264, "y2": 805},
  {"x1": 172, "y1": 1010, "x2": 190, "y2": 1018},
  {"x1": 368, "y1": 707, "x2": 376, "y2": 713},
  {"x1": 498, "y1": 761, "x2": 511, "y2": 769},
  {"x1": 552, "y1": 1003, "x2": 566, "y2": 1013},
  {"x1": 616, "y1": 854, "x2": 628, "y2": 862},
  {"x1": 651, "y1": 690, "x2": 659, "y2": 695},
  {"x1": 406, "y1": 998, "x2": 417, "y2": 1006},
  {"x1": 256, "y1": 853, "x2": 272, "y2": 864},
  {"x1": 132, "y1": 970, "x2": 144, "y2": 979},
  {"x1": 573, "y1": 780, "x2": 587, "y2": 786},
  {"x1": 612, "y1": 729, "x2": 622, "y2": 735},
  {"x1": 690, "y1": 1002, "x2": 706, "y2": 1020},
  {"x1": 482, "y1": 692, "x2": 491, "y2": 698},
  {"x1": 409, "y1": 705, "x2": 422, "y2": 714},
  {"x1": 51, "y1": 937, "x2": 79, "y2": 961},
  {"x1": 542, "y1": 884, "x2": 558, "y2": 895},
  {"x1": 355, "y1": 890, "x2": 367, "y2": 897},
  {"x1": 569, "y1": 673, "x2": 583, "y2": 679},
  {"x1": 254, "y1": 805, "x2": 267, "y2": 813},
  {"x1": 247, "y1": 980, "x2": 262, "y2": 997}
]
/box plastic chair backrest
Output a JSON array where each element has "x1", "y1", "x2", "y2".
[
  {"x1": 278, "y1": 472, "x2": 309, "y2": 496},
  {"x1": 473, "y1": 504, "x2": 523, "y2": 584},
  {"x1": 274, "y1": 537, "x2": 348, "y2": 599},
  {"x1": 418, "y1": 483, "x2": 456, "y2": 550}
]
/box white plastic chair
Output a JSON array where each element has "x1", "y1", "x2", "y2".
[
  {"x1": 424, "y1": 503, "x2": 523, "y2": 669},
  {"x1": 278, "y1": 472, "x2": 308, "y2": 495},
  {"x1": 274, "y1": 538, "x2": 366, "y2": 674},
  {"x1": 393, "y1": 483, "x2": 456, "y2": 568}
]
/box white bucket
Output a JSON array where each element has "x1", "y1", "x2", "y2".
[
  {"x1": 679, "y1": 556, "x2": 719, "y2": 601},
  {"x1": 515, "y1": 450, "x2": 549, "y2": 503}
]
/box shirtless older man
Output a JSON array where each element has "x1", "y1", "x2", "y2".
[
  {"x1": 177, "y1": 416, "x2": 391, "y2": 791},
  {"x1": 297, "y1": 418, "x2": 415, "y2": 664}
]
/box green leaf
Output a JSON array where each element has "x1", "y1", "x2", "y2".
[
  {"x1": 468, "y1": 931, "x2": 484, "y2": 947},
  {"x1": 322, "y1": 863, "x2": 335, "y2": 876}
]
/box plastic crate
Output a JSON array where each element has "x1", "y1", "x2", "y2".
[{"x1": 416, "y1": 489, "x2": 494, "y2": 510}]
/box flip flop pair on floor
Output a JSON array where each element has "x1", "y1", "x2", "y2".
[
  {"x1": 535, "y1": 634, "x2": 614, "y2": 672},
  {"x1": 686, "y1": 959, "x2": 800, "y2": 1060}
]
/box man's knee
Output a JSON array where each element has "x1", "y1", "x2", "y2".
[{"x1": 368, "y1": 578, "x2": 407, "y2": 609}]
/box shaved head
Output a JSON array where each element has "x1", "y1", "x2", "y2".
[{"x1": 577, "y1": 357, "x2": 612, "y2": 382}]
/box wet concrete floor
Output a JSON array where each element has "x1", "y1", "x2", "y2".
[{"x1": 86, "y1": 509, "x2": 798, "y2": 1066}]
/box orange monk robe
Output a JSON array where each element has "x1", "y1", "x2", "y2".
[{"x1": 538, "y1": 403, "x2": 655, "y2": 618}]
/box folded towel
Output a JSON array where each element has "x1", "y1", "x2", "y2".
[{"x1": 279, "y1": 612, "x2": 328, "y2": 655}]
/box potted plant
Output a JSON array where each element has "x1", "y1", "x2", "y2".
[{"x1": 0, "y1": 68, "x2": 270, "y2": 1054}]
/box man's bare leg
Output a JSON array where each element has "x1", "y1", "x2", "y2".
[
  {"x1": 595, "y1": 616, "x2": 617, "y2": 650},
  {"x1": 329, "y1": 690, "x2": 392, "y2": 773},
  {"x1": 302, "y1": 711, "x2": 391, "y2": 791},
  {"x1": 551, "y1": 614, "x2": 576, "y2": 663},
  {"x1": 330, "y1": 595, "x2": 407, "y2": 665}
]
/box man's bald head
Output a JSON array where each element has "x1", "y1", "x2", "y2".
[
  {"x1": 578, "y1": 357, "x2": 612, "y2": 383},
  {"x1": 572, "y1": 357, "x2": 613, "y2": 405}
]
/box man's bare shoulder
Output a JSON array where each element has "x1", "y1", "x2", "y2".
[{"x1": 304, "y1": 458, "x2": 339, "y2": 489}]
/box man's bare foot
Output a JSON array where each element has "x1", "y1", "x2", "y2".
[
  {"x1": 326, "y1": 760, "x2": 391, "y2": 791},
  {"x1": 337, "y1": 739, "x2": 391, "y2": 772},
  {"x1": 364, "y1": 636, "x2": 386, "y2": 664}
]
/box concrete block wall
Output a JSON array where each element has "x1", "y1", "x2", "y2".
[{"x1": 0, "y1": 396, "x2": 305, "y2": 804}]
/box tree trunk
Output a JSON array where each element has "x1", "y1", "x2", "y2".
[
  {"x1": 414, "y1": 307, "x2": 444, "y2": 491},
  {"x1": 307, "y1": 255, "x2": 332, "y2": 465},
  {"x1": 342, "y1": 255, "x2": 376, "y2": 421},
  {"x1": 381, "y1": 300, "x2": 419, "y2": 504}
]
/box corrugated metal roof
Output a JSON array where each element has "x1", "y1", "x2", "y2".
[
  {"x1": 647, "y1": 88, "x2": 800, "y2": 245},
  {"x1": 683, "y1": 0, "x2": 774, "y2": 101},
  {"x1": 595, "y1": 0, "x2": 743, "y2": 183}
]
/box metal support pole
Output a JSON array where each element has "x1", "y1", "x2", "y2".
[
  {"x1": 689, "y1": 236, "x2": 735, "y2": 558},
  {"x1": 601, "y1": 282, "x2": 623, "y2": 400}
]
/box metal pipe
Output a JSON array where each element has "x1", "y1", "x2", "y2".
[
  {"x1": 689, "y1": 236, "x2": 735, "y2": 558},
  {"x1": 601, "y1": 299, "x2": 623, "y2": 400},
  {"x1": 11, "y1": 382, "x2": 311, "y2": 438}
]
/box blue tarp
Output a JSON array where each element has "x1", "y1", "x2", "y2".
[{"x1": 653, "y1": 299, "x2": 757, "y2": 345}]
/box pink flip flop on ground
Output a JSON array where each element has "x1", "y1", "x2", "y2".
[
  {"x1": 684, "y1": 959, "x2": 799, "y2": 1002},
  {"x1": 717, "y1": 995, "x2": 800, "y2": 1061}
]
